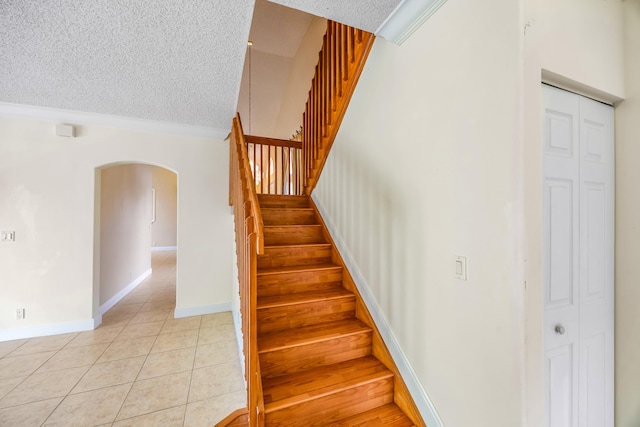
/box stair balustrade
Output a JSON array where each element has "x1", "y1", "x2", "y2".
[
  {"x1": 227, "y1": 114, "x2": 265, "y2": 427},
  {"x1": 245, "y1": 135, "x2": 303, "y2": 196},
  {"x1": 302, "y1": 21, "x2": 375, "y2": 195}
]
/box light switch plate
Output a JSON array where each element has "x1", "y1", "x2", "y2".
[
  {"x1": 454, "y1": 256, "x2": 467, "y2": 280},
  {"x1": 1, "y1": 231, "x2": 15, "y2": 242}
]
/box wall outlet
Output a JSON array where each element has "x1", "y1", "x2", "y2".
[
  {"x1": 1, "y1": 231, "x2": 15, "y2": 242},
  {"x1": 16, "y1": 308, "x2": 25, "y2": 320}
]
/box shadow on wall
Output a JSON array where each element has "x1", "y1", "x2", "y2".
[
  {"x1": 93, "y1": 162, "x2": 177, "y2": 324},
  {"x1": 314, "y1": 139, "x2": 427, "y2": 356}
]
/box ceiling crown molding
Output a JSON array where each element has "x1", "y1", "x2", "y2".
[
  {"x1": 376, "y1": 0, "x2": 447, "y2": 45},
  {"x1": 0, "y1": 103, "x2": 230, "y2": 140}
]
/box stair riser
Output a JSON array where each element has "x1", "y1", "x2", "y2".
[
  {"x1": 265, "y1": 377, "x2": 394, "y2": 427},
  {"x1": 257, "y1": 270, "x2": 343, "y2": 297},
  {"x1": 258, "y1": 195, "x2": 309, "y2": 208},
  {"x1": 257, "y1": 297, "x2": 356, "y2": 334},
  {"x1": 258, "y1": 246, "x2": 332, "y2": 269},
  {"x1": 259, "y1": 332, "x2": 372, "y2": 378},
  {"x1": 262, "y1": 209, "x2": 317, "y2": 226},
  {"x1": 264, "y1": 226, "x2": 325, "y2": 245}
]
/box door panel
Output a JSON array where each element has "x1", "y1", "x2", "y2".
[
  {"x1": 542, "y1": 84, "x2": 614, "y2": 427},
  {"x1": 547, "y1": 344, "x2": 577, "y2": 427}
]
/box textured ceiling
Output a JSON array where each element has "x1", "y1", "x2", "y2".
[
  {"x1": 268, "y1": 0, "x2": 402, "y2": 33},
  {"x1": 0, "y1": 0, "x2": 402, "y2": 132},
  {"x1": 0, "y1": 0, "x2": 254, "y2": 130}
]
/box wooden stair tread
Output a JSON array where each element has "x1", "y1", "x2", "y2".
[
  {"x1": 261, "y1": 207, "x2": 315, "y2": 212},
  {"x1": 258, "y1": 194, "x2": 310, "y2": 208},
  {"x1": 257, "y1": 262, "x2": 341, "y2": 276},
  {"x1": 257, "y1": 288, "x2": 354, "y2": 309},
  {"x1": 263, "y1": 224, "x2": 323, "y2": 229},
  {"x1": 258, "y1": 319, "x2": 371, "y2": 353},
  {"x1": 263, "y1": 243, "x2": 331, "y2": 250},
  {"x1": 263, "y1": 356, "x2": 392, "y2": 410},
  {"x1": 324, "y1": 403, "x2": 416, "y2": 427}
]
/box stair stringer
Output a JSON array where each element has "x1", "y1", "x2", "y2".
[{"x1": 310, "y1": 196, "x2": 445, "y2": 427}]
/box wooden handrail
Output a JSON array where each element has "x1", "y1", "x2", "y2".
[
  {"x1": 245, "y1": 135, "x2": 303, "y2": 195},
  {"x1": 223, "y1": 20, "x2": 374, "y2": 427},
  {"x1": 245, "y1": 135, "x2": 301, "y2": 149},
  {"x1": 302, "y1": 21, "x2": 375, "y2": 195},
  {"x1": 225, "y1": 113, "x2": 265, "y2": 427},
  {"x1": 235, "y1": 117, "x2": 265, "y2": 254}
]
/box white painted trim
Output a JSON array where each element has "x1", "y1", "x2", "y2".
[
  {"x1": 151, "y1": 246, "x2": 177, "y2": 252},
  {"x1": 0, "y1": 102, "x2": 229, "y2": 140},
  {"x1": 0, "y1": 319, "x2": 95, "y2": 342},
  {"x1": 99, "y1": 268, "x2": 152, "y2": 315},
  {"x1": 174, "y1": 302, "x2": 232, "y2": 319},
  {"x1": 232, "y1": 308, "x2": 247, "y2": 386},
  {"x1": 93, "y1": 313, "x2": 103, "y2": 329},
  {"x1": 375, "y1": 0, "x2": 448, "y2": 45},
  {"x1": 541, "y1": 70, "x2": 624, "y2": 106},
  {"x1": 312, "y1": 194, "x2": 445, "y2": 427}
]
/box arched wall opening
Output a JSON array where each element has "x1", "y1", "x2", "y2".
[
  {"x1": 93, "y1": 161, "x2": 178, "y2": 325},
  {"x1": 0, "y1": 115, "x2": 234, "y2": 341}
]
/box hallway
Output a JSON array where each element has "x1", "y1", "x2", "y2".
[{"x1": 0, "y1": 251, "x2": 245, "y2": 426}]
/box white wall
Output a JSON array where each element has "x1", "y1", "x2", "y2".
[
  {"x1": 522, "y1": 0, "x2": 626, "y2": 425},
  {"x1": 100, "y1": 164, "x2": 152, "y2": 305},
  {"x1": 237, "y1": 16, "x2": 326, "y2": 139},
  {"x1": 0, "y1": 116, "x2": 234, "y2": 339},
  {"x1": 313, "y1": 1, "x2": 523, "y2": 425},
  {"x1": 273, "y1": 16, "x2": 326, "y2": 138},
  {"x1": 614, "y1": 1, "x2": 640, "y2": 425},
  {"x1": 151, "y1": 166, "x2": 177, "y2": 248}
]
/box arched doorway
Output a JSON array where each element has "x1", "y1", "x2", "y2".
[{"x1": 92, "y1": 162, "x2": 178, "y2": 326}]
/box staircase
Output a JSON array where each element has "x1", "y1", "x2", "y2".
[{"x1": 256, "y1": 194, "x2": 416, "y2": 427}]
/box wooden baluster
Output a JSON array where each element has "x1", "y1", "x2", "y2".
[
  {"x1": 350, "y1": 27, "x2": 356, "y2": 63},
  {"x1": 252, "y1": 143, "x2": 256, "y2": 192},
  {"x1": 337, "y1": 23, "x2": 343, "y2": 97}
]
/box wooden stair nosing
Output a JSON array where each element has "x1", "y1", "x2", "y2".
[
  {"x1": 263, "y1": 357, "x2": 393, "y2": 412},
  {"x1": 259, "y1": 243, "x2": 333, "y2": 264},
  {"x1": 257, "y1": 262, "x2": 341, "y2": 276},
  {"x1": 323, "y1": 403, "x2": 416, "y2": 427},
  {"x1": 257, "y1": 288, "x2": 354, "y2": 310},
  {"x1": 264, "y1": 378, "x2": 395, "y2": 427},
  {"x1": 258, "y1": 319, "x2": 371, "y2": 353}
]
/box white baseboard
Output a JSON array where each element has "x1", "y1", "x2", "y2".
[
  {"x1": 0, "y1": 319, "x2": 95, "y2": 342},
  {"x1": 232, "y1": 308, "x2": 247, "y2": 385},
  {"x1": 174, "y1": 302, "x2": 232, "y2": 319},
  {"x1": 151, "y1": 246, "x2": 177, "y2": 252},
  {"x1": 99, "y1": 268, "x2": 152, "y2": 316},
  {"x1": 312, "y1": 194, "x2": 445, "y2": 427}
]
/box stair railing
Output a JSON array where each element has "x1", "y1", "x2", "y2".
[
  {"x1": 223, "y1": 19, "x2": 374, "y2": 427},
  {"x1": 302, "y1": 21, "x2": 375, "y2": 195},
  {"x1": 245, "y1": 135, "x2": 303, "y2": 195},
  {"x1": 228, "y1": 113, "x2": 265, "y2": 427}
]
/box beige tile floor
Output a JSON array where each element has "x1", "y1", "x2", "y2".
[{"x1": 0, "y1": 251, "x2": 246, "y2": 426}]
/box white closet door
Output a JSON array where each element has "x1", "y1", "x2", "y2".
[{"x1": 542, "y1": 84, "x2": 614, "y2": 427}]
